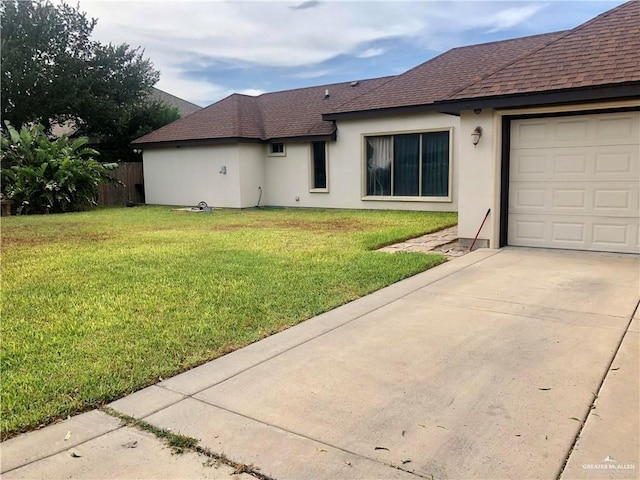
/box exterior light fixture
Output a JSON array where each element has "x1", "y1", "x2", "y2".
[
  {"x1": 132, "y1": 148, "x2": 142, "y2": 154},
  {"x1": 471, "y1": 126, "x2": 483, "y2": 147}
]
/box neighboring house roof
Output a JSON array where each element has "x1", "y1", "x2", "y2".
[
  {"x1": 132, "y1": 77, "x2": 394, "y2": 146},
  {"x1": 150, "y1": 88, "x2": 202, "y2": 117},
  {"x1": 133, "y1": 0, "x2": 639, "y2": 146},
  {"x1": 48, "y1": 88, "x2": 200, "y2": 138}
]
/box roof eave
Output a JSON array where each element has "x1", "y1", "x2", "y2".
[
  {"x1": 268, "y1": 132, "x2": 337, "y2": 143},
  {"x1": 130, "y1": 136, "x2": 264, "y2": 149},
  {"x1": 130, "y1": 132, "x2": 337, "y2": 149},
  {"x1": 432, "y1": 82, "x2": 640, "y2": 114},
  {"x1": 322, "y1": 103, "x2": 453, "y2": 121}
]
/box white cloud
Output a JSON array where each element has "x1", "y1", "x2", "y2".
[
  {"x1": 155, "y1": 67, "x2": 230, "y2": 106},
  {"x1": 357, "y1": 47, "x2": 385, "y2": 58},
  {"x1": 238, "y1": 88, "x2": 266, "y2": 96},
  {"x1": 79, "y1": 1, "x2": 429, "y2": 67},
  {"x1": 73, "y1": 0, "x2": 614, "y2": 104},
  {"x1": 293, "y1": 69, "x2": 337, "y2": 79},
  {"x1": 485, "y1": 4, "x2": 548, "y2": 33}
]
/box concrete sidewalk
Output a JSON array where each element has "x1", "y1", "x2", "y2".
[{"x1": 2, "y1": 248, "x2": 638, "y2": 479}]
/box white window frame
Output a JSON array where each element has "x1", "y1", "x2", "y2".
[
  {"x1": 309, "y1": 141, "x2": 329, "y2": 193},
  {"x1": 268, "y1": 142, "x2": 286, "y2": 157},
  {"x1": 361, "y1": 127, "x2": 453, "y2": 203}
]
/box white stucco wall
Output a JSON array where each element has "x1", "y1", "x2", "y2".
[
  {"x1": 143, "y1": 144, "x2": 242, "y2": 207},
  {"x1": 238, "y1": 144, "x2": 266, "y2": 208},
  {"x1": 263, "y1": 143, "x2": 313, "y2": 207},
  {"x1": 264, "y1": 112, "x2": 460, "y2": 211},
  {"x1": 457, "y1": 109, "x2": 498, "y2": 246}
]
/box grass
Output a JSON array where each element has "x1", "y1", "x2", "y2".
[
  {"x1": 101, "y1": 406, "x2": 271, "y2": 478},
  {"x1": 0, "y1": 206, "x2": 457, "y2": 438}
]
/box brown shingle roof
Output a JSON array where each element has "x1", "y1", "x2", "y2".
[
  {"x1": 449, "y1": 0, "x2": 640, "y2": 100},
  {"x1": 325, "y1": 31, "x2": 566, "y2": 116},
  {"x1": 132, "y1": 77, "x2": 393, "y2": 145}
]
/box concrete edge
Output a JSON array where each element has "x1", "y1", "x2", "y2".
[
  {"x1": 0, "y1": 410, "x2": 122, "y2": 474},
  {"x1": 107, "y1": 385, "x2": 186, "y2": 420}
]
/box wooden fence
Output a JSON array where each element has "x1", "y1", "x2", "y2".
[{"x1": 97, "y1": 162, "x2": 145, "y2": 206}]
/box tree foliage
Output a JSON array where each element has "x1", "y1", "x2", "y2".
[
  {"x1": 0, "y1": 0, "x2": 177, "y2": 161},
  {"x1": 1, "y1": 122, "x2": 120, "y2": 214}
]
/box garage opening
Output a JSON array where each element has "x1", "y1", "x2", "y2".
[{"x1": 504, "y1": 110, "x2": 639, "y2": 254}]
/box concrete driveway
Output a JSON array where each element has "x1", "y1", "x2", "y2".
[{"x1": 3, "y1": 248, "x2": 638, "y2": 479}]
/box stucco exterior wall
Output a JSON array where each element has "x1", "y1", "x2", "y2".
[
  {"x1": 264, "y1": 112, "x2": 460, "y2": 211},
  {"x1": 263, "y1": 143, "x2": 313, "y2": 207},
  {"x1": 457, "y1": 109, "x2": 498, "y2": 247},
  {"x1": 238, "y1": 144, "x2": 266, "y2": 208},
  {"x1": 143, "y1": 145, "x2": 242, "y2": 207}
]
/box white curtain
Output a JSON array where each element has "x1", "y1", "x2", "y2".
[
  {"x1": 367, "y1": 136, "x2": 392, "y2": 169},
  {"x1": 367, "y1": 136, "x2": 392, "y2": 195}
]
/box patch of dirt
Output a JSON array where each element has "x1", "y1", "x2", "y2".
[
  {"x1": 1, "y1": 232, "x2": 115, "y2": 247},
  {"x1": 209, "y1": 219, "x2": 374, "y2": 233}
]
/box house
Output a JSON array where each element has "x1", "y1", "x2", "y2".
[
  {"x1": 132, "y1": 1, "x2": 639, "y2": 254},
  {"x1": 149, "y1": 88, "x2": 202, "y2": 117}
]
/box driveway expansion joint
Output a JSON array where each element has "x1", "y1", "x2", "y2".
[
  {"x1": 556, "y1": 303, "x2": 640, "y2": 480},
  {"x1": 0, "y1": 422, "x2": 126, "y2": 475},
  {"x1": 100, "y1": 407, "x2": 273, "y2": 480},
  {"x1": 186, "y1": 396, "x2": 429, "y2": 479}
]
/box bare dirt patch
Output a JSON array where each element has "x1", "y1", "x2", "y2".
[{"x1": 210, "y1": 219, "x2": 375, "y2": 233}]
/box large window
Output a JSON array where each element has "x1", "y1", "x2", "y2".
[
  {"x1": 366, "y1": 131, "x2": 450, "y2": 198},
  {"x1": 311, "y1": 141, "x2": 327, "y2": 191}
]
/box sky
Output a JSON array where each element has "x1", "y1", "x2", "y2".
[{"x1": 76, "y1": 0, "x2": 627, "y2": 107}]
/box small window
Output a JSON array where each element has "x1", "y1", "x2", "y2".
[
  {"x1": 269, "y1": 143, "x2": 285, "y2": 156},
  {"x1": 311, "y1": 141, "x2": 328, "y2": 191}
]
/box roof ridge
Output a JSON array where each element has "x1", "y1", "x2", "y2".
[
  {"x1": 443, "y1": 31, "x2": 570, "y2": 99},
  {"x1": 325, "y1": 31, "x2": 566, "y2": 115},
  {"x1": 250, "y1": 94, "x2": 267, "y2": 140},
  {"x1": 327, "y1": 75, "x2": 399, "y2": 113},
  {"x1": 447, "y1": 30, "x2": 567, "y2": 52},
  {"x1": 444, "y1": 1, "x2": 634, "y2": 100},
  {"x1": 257, "y1": 75, "x2": 396, "y2": 97}
]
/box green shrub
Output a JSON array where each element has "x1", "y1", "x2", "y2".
[{"x1": 1, "y1": 122, "x2": 119, "y2": 214}]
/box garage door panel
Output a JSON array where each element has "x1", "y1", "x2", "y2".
[
  {"x1": 509, "y1": 214, "x2": 639, "y2": 253},
  {"x1": 510, "y1": 182, "x2": 638, "y2": 217},
  {"x1": 509, "y1": 112, "x2": 640, "y2": 254},
  {"x1": 510, "y1": 145, "x2": 638, "y2": 181},
  {"x1": 595, "y1": 114, "x2": 639, "y2": 142},
  {"x1": 512, "y1": 112, "x2": 640, "y2": 149},
  {"x1": 595, "y1": 149, "x2": 637, "y2": 175}
]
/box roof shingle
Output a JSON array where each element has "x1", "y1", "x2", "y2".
[
  {"x1": 324, "y1": 31, "x2": 566, "y2": 116},
  {"x1": 133, "y1": 77, "x2": 393, "y2": 145}
]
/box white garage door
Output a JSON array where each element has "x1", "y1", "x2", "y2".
[{"x1": 509, "y1": 111, "x2": 639, "y2": 253}]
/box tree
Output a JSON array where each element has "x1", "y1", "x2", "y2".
[
  {"x1": 1, "y1": 122, "x2": 120, "y2": 214},
  {"x1": 98, "y1": 100, "x2": 180, "y2": 162},
  {"x1": 0, "y1": 0, "x2": 170, "y2": 157}
]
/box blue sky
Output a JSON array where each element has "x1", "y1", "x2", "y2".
[{"x1": 78, "y1": 0, "x2": 627, "y2": 107}]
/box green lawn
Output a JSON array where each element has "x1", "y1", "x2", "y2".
[{"x1": 0, "y1": 206, "x2": 457, "y2": 438}]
